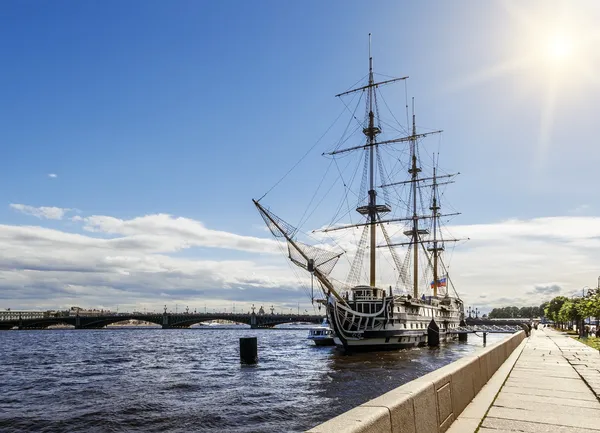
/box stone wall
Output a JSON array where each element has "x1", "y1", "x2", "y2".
[{"x1": 306, "y1": 331, "x2": 526, "y2": 433}]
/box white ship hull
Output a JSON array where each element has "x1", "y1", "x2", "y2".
[{"x1": 327, "y1": 290, "x2": 462, "y2": 351}]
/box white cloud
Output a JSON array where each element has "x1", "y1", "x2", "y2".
[
  {"x1": 0, "y1": 209, "x2": 306, "y2": 312},
  {"x1": 10, "y1": 204, "x2": 70, "y2": 220},
  {"x1": 304, "y1": 216, "x2": 600, "y2": 310},
  {"x1": 570, "y1": 204, "x2": 590, "y2": 215},
  {"x1": 76, "y1": 213, "x2": 281, "y2": 254},
  {"x1": 48, "y1": 173, "x2": 57, "y2": 178},
  {"x1": 1, "y1": 207, "x2": 599, "y2": 315}
]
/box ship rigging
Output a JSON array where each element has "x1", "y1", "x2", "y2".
[{"x1": 254, "y1": 35, "x2": 466, "y2": 350}]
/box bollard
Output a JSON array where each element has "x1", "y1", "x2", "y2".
[
  {"x1": 427, "y1": 319, "x2": 440, "y2": 347},
  {"x1": 483, "y1": 332, "x2": 487, "y2": 346},
  {"x1": 458, "y1": 319, "x2": 467, "y2": 342},
  {"x1": 240, "y1": 337, "x2": 258, "y2": 364}
]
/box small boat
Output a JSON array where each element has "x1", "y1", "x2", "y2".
[{"x1": 307, "y1": 318, "x2": 335, "y2": 346}]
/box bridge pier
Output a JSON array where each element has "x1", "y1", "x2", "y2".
[{"x1": 250, "y1": 312, "x2": 257, "y2": 329}]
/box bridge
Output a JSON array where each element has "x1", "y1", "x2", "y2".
[
  {"x1": 0, "y1": 311, "x2": 324, "y2": 330},
  {"x1": 438, "y1": 317, "x2": 532, "y2": 345}
]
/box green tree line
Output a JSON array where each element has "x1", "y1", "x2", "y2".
[
  {"x1": 543, "y1": 289, "x2": 600, "y2": 330},
  {"x1": 488, "y1": 305, "x2": 544, "y2": 319}
]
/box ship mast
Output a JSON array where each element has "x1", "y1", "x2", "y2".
[
  {"x1": 431, "y1": 166, "x2": 440, "y2": 297},
  {"x1": 409, "y1": 102, "x2": 420, "y2": 298},
  {"x1": 365, "y1": 34, "x2": 379, "y2": 287}
]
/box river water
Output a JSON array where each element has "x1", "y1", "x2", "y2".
[{"x1": 0, "y1": 326, "x2": 504, "y2": 433}]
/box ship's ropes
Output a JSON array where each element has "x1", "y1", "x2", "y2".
[
  {"x1": 379, "y1": 222, "x2": 409, "y2": 291},
  {"x1": 345, "y1": 224, "x2": 370, "y2": 286},
  {"x1": 257, "y1": 205, "x2": 299, "y2": 239},
  {"x1": 289, "y1": 241, "x2": 340, "y2": 276}
]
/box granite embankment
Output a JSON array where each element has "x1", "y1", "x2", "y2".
[
  {"x1": 307, "y1": 331, "x2": 527, "y2": 433},
  {"x1": 451, "y1": 327, "x2": 600, "y2": 432}
]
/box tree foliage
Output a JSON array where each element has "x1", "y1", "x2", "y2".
[
  {"x1": 488, "y1": 305, "x2": 542, "y2": 319},
  {"x1": 543, "y1": 289, "x2": 600, "y2": 329},
  {"x1": 487, "y1": 289, "x2": 599, "y2": 326},
  {"x1": 577, "y1": 289, "x2": 600, "y2": 319},
  {"x1": 544, "y1": 296, "x2": 568, "y2": 323}
]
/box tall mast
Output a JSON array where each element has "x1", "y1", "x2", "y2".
[
  {"x1": 364, "y1": 33, "x2": 380, "y2": 287},
  {"x1": 431, "y1": 166, "x2": 439, "y2": 297},
  {"x1": 409, "y1": 101, "x2": 420, "y2": 298}
]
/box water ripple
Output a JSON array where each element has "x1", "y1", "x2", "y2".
[{"x1": 0, "y1": 327, "x2": 503, "y2": 432}]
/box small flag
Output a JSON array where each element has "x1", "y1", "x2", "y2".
[{"x1": 430, "y1": 277, "x2": 447, "y2": 288}]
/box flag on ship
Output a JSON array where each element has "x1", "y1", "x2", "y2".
[{"x1": 430, "y1": 277, "x2": 447, "y2": 288}]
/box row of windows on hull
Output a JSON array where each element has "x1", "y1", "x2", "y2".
[
  {"x1": 382, "y1": 334, "x2": 456, "y2": 344},
  {"x1": 352, "y1": 302, "x2": 459, "y2": 317},
  {"x1": 392, "y1": 322, "x2": 461, "y2": 330}
]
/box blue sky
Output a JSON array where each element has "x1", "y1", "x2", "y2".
[{"x1": 1, "y1": 1, "x2": 599, "y2": 313}]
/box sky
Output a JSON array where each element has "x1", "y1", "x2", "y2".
[{"x1": 1, "y1": 0, "x2": 599, "y2": 314}]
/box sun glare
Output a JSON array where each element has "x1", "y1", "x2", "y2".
[{"x1": 545, "y1": 33, "x2": 573, "y2": 62}]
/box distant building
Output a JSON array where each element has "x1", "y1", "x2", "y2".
[
  {"x1": 0, "y1": 310, "x2": 47, "y2": 321},
  {"x1": 68, "y1": 306, "x2": 112, "y2": 317}
]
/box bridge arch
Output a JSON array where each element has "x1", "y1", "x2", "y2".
[
  {"x1": 18, "y1": 318, "x2": 75, "y2": 329},
  {"x1": 167, "y1": 315, "x2": 252, "y2": 328},
  {"x1": 79, "y1": 315, "x2": 164, "y2": 329}
]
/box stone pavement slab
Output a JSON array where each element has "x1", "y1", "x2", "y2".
[
  {"x1": 499, "y1": 384, "x2": 598, "y2": 401},
  {"x1": 495, "y1": 391, "x2": 600, "y2": 409},
  {"x1": 476, "y1": 327, "x2": 600, "y2": 432},
  {"x1": 480, "y1": 417, "x2": 596, "y2": 433}
]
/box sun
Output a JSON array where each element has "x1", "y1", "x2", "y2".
[
  {"x1": 447, "y1": 1, "x2": 600, "y2": 176},
  {"x1": 545, "y1": 33, "x2": 573, "y2": 63}
]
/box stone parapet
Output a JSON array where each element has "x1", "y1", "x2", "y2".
[{"x1": 306, "y1": 331, "x2": 526, "y2": 433}]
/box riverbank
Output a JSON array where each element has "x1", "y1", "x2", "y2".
[
  {"x1": 459, "y1": 327, "x2": 600, "y2": 432},
  {"x1": 307, "y1": 331, "x2": 526, "y2": 433}
]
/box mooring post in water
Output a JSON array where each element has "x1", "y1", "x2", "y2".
[
  {"x1": 239, "y1": 337, "x2": 258, "y2": 364},
  {"x1": 458, "y1": 319, "x2": 467, "y2": 342},
  {"x1": 427, "y1": 319, "x2": 440, "y2": 347},
  {"x1": 483, "y1": 332, "x2": 487, "y2": 346}
]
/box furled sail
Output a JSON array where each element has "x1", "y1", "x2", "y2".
[{"x1": 254, "y1": 200, "x2": 342, "y2": 276}]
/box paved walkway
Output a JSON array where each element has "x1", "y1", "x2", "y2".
[{"x1": 478, "y1": 327, "x2": 600, "y2": 432}]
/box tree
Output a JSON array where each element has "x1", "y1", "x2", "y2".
[
  {"x1": 545, "y1": 296, "x2": 567, "y2": 328},
  {"x1": 577, "y1": 290, "x2": 600, "y2": 324}
]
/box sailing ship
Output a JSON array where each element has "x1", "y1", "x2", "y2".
[{"x1": 254, "y1": 37, "x2": 465, "y2": 351}]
